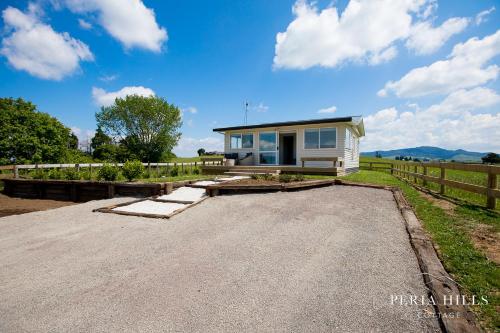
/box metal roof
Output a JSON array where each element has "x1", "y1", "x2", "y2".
[{"x1": 213, "y1": 116, "x2": 363, "y2": 132}]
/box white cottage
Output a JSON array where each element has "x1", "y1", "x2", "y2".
[{"x1": 209, "y1": 116, "x2": 364, "y2": 175}]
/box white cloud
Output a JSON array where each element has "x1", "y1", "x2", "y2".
[
  {"x1": 379, "y1": 30, "x2": 500, "y2": 98},
  {"x1": 475, "y1": 7, "x2": 495, "y2": 25},
  {"x1": 98, "y1": 74, "x2": 118, "y2": 82},
  {"x1": 62, "y1": 0, "x2": 167, "y2": 52},
  {"x1": 78, "y1": 18, "x2": 92, "y2": 30},
  {"x1": 71, "y1": 126, "x2": 95, "y2": 141},
  {"x1": 182, "y1": 106, "x2": 198, "y2": 114},
  {"x1": 273, "y1": 0, "x2": 471, "y2": 69},
  {"x1": 406, "y1": 17, "x2": 469, "y2": 55},
  {"x1": 0, "y1": 6, "x2": 93, "y2": 80},
  {"x1": 252, "y1": 103, "x2": 269, "y2": 113},
  {"x1": 317, "y1": 105, "x2": 337, "y2": 114},
  {"x1": 363, "y1": 87, "x2": 500, "y2": 152},
  {"x1": 92, "y1": 86, "x2": 155, "y2": 107},
  {"x1": 173, "y1": 136, "x2": 224, "y2": 157}
]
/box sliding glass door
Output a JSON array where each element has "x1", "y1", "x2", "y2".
[{"x1": 259, "y1": 131, "x2": 277, "y2": 165}]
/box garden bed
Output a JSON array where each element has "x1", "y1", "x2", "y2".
[{"x1": 205, "y1": 178, "x2": 336, "y2": 196}]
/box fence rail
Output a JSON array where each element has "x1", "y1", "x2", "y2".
[
  {"x1": 360, "y1": 160, "x2": 499, "y2": 209},
  {"x1": 1, "y1": 160, "x2": 223, "y2": 179}
]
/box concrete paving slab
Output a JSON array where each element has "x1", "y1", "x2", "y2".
[
  {"x1": 157, "y1": 187, "x2": 206, "y2": 202},
  {"x1": 112, "y1": 200, "x2": 186, "y2": 215}
]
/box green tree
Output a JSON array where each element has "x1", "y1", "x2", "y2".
[
  {"x1": 0, "y1": 98, "x2": 73, "y2": 164},
  {"x1": 197, "y1": 148, "x2": 206, "y2": 156},
  {"x1": 69, "y1": 133, "x2": 79, "y2": 150},
  {"x1": 91, "y1": 126, "x2": 113, "y2": 150},
  {"x1": 482, "y1": 153, "x2": 500, "y2": 164},
  {"x1": 96, "y1": 95, "x2": 182, "y2": 162}
]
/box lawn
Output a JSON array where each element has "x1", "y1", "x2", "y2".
[
  {"x1": 359, "y1": 157, "x2": 498, "y2": 209},
  {"x1": 339, "y1": 170, "x2": 499, "y2": 332}
]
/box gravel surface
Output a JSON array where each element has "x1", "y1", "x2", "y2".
[{"x1": 0, "y1": 186, "x2": 440, "y2": 332}]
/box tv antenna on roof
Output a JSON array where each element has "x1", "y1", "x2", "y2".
[{"x1": 244, "y1": 101, "x2": 249, "y2": 125}]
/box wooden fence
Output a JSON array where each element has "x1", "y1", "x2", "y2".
[
  {"x1": 360, "y1": 160, "x2": 500, "y2": 209},
  {"x1": 0, "y1": 160, "x2": 223, "y2": 179}
]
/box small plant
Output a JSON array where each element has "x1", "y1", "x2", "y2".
[
  {"x1": 278, "y1": 174, "x2": 293, "y2": 183},
  {"x1": 97, "y1": 163, "x2": 119, "y2": 181},
  {"x1": 192, "y1": 167, "x2": 200, "y2": 175},
  {"x1": 48, "y1": 168, "x2": 62, "y2": 180},
  {"x1": 122, "y1": 160, "x2": 144, "y2": 182},
  {"x1": 63, "y1": 168, "x2": 81, "y2": 180},
  {"x1": 294, "y1": 173, "x2": 305, "y2": 182},
  {"x1": 32, "y1": 169, "x2": 47, "y2": 180},
  {"x1": 169, "y1": 166, "x2": 179, "y2": 177},
  {"x1": 250, "y1": 173, "x2": 261, "y2": 180},
  {"x1": 262, "y1": 173, "x2": 274, "y2": 181}
]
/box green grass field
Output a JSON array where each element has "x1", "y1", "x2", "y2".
[
  {"x1": 359, "y1": 157, "x2": 498, "y2": 209},
  {"x1": 339, "y1": 169, "x2": 499, "y2": 331}
]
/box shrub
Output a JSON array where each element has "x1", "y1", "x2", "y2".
[
  {"x1": 122, "y1": 160, "x2": 144, "y2": 181},
  {"x1": 294, "y1": 173, "x2": 305, "y2": 182},
  {"x1": 48, "y1": 168, "x2": 62, "y2": 180},
  {"x1": 97, "y1": 163, "x2": 119, "y2": 181},
  {"x1": 32, "y1": 169, "x2": 47, "y2": 180},
  {"x1": 63, "y1": 168, "x2": 81, "y2": 180},
  {"x1": 262, "y1": 173, "x2": 274, "y2": 181},
  {"x1": 192, "y1": 167, "x2": 200, "y2": 175},
  {"x1": 250, "y1": 174, "x2": 261, "y2": 180},
  {"x1": 169, "y1": 166, "x2": 179, "y2": 177},
  {"x1": 278, "y1": 174, "x2": 292, "y2": 183}
]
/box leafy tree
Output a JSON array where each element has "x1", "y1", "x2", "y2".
[
  {"x1": 482, "y1": 153, "x2": 500, "y2": 164},
  {"x1": 375, "y1": 151, "x2": 382, "y2": 158},
  {"x1": 197, "y1": 148, "x2": 206, "y2": 156},
  {"x1": 96, "y1": 95, "x2": 182, "y2": 162},
  {"x1": 0, "y1": 97, "x2": 73, "y2": 165},
  {"x1": 91, "y1": 126, "x2": 113, "y2": 150},
  {"x1": 69, "y1": 133, "x2": 79, "y2": 149}
]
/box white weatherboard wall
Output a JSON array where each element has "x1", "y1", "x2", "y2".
[{"x1": 222, "y1": 122, "x2": 360, "y2": 169}]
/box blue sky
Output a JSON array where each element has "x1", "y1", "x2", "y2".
[{"x1": 1, "y1": 0, "x2": 499, "y2": 156}]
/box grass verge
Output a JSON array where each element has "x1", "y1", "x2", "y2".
[{"x1": 340, "y1": 170, "x2": 499, "y2": 331}]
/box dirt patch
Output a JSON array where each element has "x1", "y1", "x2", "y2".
[
  {"x1": 471, "y1": 224, "x2": 500, "y2": 265},
  {"x1": 0, "y1": 193, "x2": 73, "y2": 218},
  {"x1": 418, "y1": 190, "x2": 457, "y2": 214}
]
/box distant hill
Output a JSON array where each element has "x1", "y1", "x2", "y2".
[{"x1": 361, "y1": 146, "x2": 489, "y2": 162}]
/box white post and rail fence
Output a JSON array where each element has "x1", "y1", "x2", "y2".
[
  {"x1": 360, "y1": 161, "x2": 499, "y2": 209},
  {"x1": 0, "y1": 159, "x2": 223, "y2": 180}
]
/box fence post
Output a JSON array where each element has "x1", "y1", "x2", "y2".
[
  {"x1": 76, "y1": 163, "x2": 80, "y2": 172},
  {"x1": 423, "y1": 166, "x2": 428, "y2": 186},
  {"x1": 89, "y1": 164, "x2": 93, "y2": 180},
  {"x1": 440, "y1": 166, "x2": 446, "y2": 194},
  {"x1": 14, "y1": 165, "x2": 19, "y2": 179},
  {"x1": 156, "y1": 163, "x2": 159, "y2": 178},
  {"x1": 369, "y1": 162, "x2": 373, "y2": 170},
  {"x1": 487, "y1": 170, "x2": 497, "y2": 209},
  {"x1": 413, "y1": 165, "x2": 418, "y2": 183},
  {"x1": 390, "y1": 163, "x2": 394, "y2": 175}
]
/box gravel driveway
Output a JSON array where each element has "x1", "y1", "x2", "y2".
[{"x1": 0, "y1": 185, "x2": 440, "y2": 332}]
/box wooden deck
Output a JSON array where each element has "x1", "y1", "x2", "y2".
[{"x1": 200, "y1": 164, "x2": 343, "y2": 176}]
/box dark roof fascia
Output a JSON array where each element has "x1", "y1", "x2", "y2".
[{"x1": 213, "y1": 116, "x2": 357, "y2": 132}]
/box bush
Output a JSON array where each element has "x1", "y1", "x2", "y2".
[
  {"x1": 250, "y1": 174, "x2": 261, "y2": 180},
  {"x1": 48, "y1": 168, "x2": 62, "y2": 180},
  {"x1": 262, "y1": 173, "x2": 274, "y2": 181},
  {"x1": 122, "y1": 160, "x2": 144, "y2": 181},
  {"x1": 63, "y1": 168, "x2": 81, "y2": 180},
  {"x1": 294, "y1": 173, "x2": 305, "y2": 182},
  {"x1": 169, "y1": 166, "x2": 179, "y2": 177},
  {"x1": 32, "y1": 169, "x2": 47, "y2": 180},
  {"x1": 192, "y1": 167, "x2": 200, "y2": 175},
  {"x1": 278, "y1": 174, "x2": 292, "y2": 183},
  {"x1": 97, "y1": 163, "x2": 119, "y2": 181}
]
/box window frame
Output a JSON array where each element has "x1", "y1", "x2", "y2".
[
  {"x1": 230, "y1": 132, "x2": 254, "y2": 149},
  {"x1": 303, "y1": 127, "x2": 337, "y2": 150}
]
